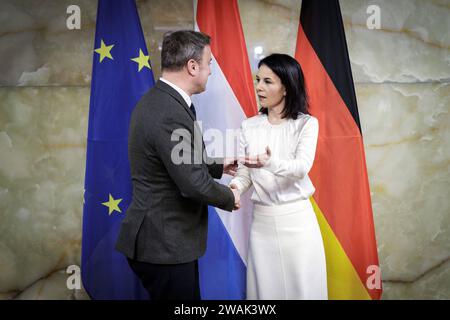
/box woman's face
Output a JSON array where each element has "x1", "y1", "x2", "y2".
[{"x1": 255, "y1": 64, "x2": 286, "y2": 110}]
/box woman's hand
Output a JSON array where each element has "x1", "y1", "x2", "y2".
[
  {"x1": 241, "y1": 146, "x2": 271, "y2": 168},
  {"x1": 223, "y1": 157, "x2": 238, "y2": 176}
]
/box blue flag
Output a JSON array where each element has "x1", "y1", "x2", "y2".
[{"x1": 81, "y1": 0, "x2": 154, "y2": 299}]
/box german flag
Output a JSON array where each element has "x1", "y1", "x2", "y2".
[{"x1": 295, "y1": 0, "x2": 382, "y2": 299}]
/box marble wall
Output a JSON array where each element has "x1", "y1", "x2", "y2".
[{"x1": 0, "y1": 0, "x2": 448, "y2": 299}]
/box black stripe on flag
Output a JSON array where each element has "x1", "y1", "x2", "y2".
[{"x1": 300, "y1": 0, "x2": 362, "y2": 132}]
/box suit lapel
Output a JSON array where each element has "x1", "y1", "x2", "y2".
[
  {"x1": 155, "y1": 80, "x2": 206, "y2": 152},
  {"x1": 155, "y1": 80, "x2": 196, "y2": 121}
]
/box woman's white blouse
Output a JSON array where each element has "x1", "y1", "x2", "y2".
[{"x1": 230, "y1": 113, "x2": 319, "y2": 206}]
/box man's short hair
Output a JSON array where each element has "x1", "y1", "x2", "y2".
[{"x1": 161, "y1": 30, "x2": 211, "y2": 72}]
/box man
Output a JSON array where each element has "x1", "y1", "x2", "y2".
[{"x1": 115, "y1": 30, "x2": 240, "y2": 300}]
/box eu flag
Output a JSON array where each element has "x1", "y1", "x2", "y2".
[{"x1": 81, "y1": 0, "x2": 154, "y2": 299}]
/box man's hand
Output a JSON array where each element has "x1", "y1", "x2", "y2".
[
  {"x1": 230, "y1": 183, "x2": 240, "y2": 210},
  {"x1": 223, "y1": 157, "x2": 238, "y2": 176},
  {"x1": 241, "y1": 146, "x2": 271, "y2": 168}
]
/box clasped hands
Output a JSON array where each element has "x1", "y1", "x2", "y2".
[
  {"x1": 223, "y1": 157, "x2": 241, "y2": 210},
  {"x1": 224, "y1": 146, "x2": 272, "y2": 211}
]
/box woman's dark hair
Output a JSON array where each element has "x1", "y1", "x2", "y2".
[{"x1": 258, "y1": 54, "x2": 309, "y2": 119}]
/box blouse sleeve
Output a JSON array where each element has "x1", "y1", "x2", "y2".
[
  {"x1": 230, "y1": 122, "x2": 253, "y2": 194},
  {"x1": 263, "y1": 116, "x2": 319, "y2": 180}
]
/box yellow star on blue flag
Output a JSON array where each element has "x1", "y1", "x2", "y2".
[
  {"x1": 102, "y1": 194, "x2": 122, "y2": 215},
  {"x1": 131, "y1": 49, "x2": 151, "y2": 71},
  {"x1": 95, "y1": 39, "x2": 114, "y2": 62}
]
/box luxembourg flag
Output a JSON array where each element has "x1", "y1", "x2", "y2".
[{"x1": 192, "y1": 0, "x2": 258, "y2": 299}]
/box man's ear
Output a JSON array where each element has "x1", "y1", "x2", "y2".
[{"x1": 187, "y1": 59, "x2": 197, "y2": 76}]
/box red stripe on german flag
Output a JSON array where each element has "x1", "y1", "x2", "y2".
[{"x1": 296, "y1": 0, "x2": 382, "y2": 299}]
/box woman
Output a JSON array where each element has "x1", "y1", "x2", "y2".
[{"x1": 230, "y1": 54, "x2": 327, "y2": 300}]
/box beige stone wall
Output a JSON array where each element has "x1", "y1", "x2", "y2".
[{"x1": 0, "y1": 0, "x2": 448, "y2": 299}]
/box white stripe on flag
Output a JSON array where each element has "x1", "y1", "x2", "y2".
[{"x1": 192, "y1": 54, "x2": 253, "y2": 265}]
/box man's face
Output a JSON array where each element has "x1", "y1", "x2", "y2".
[{"x1": 193, "y1": 45, "x2": 212, "y2": 94}]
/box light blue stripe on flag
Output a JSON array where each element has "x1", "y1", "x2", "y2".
[{"x1": 199, "y1": 207, "x2": 247, "y2": 299}]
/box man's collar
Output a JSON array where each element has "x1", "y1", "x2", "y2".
[{"x1": 159, "y1": 77, "x2": 192, "y2": 107}]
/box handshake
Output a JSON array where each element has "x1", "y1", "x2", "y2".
[
  {"x1": 222, "y1": 147, "x2": 272, "y2": 211},
  {"x1": 223, "y1": 157, "x2": 241, "y2": 211}
]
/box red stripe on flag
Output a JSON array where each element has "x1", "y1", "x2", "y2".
[
  {"x1": 196, "y1": 0, "x2": 258, "y2": 117},
  {"x1": 295, "y1": 24, "x2": 381, "y2": 300}
]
